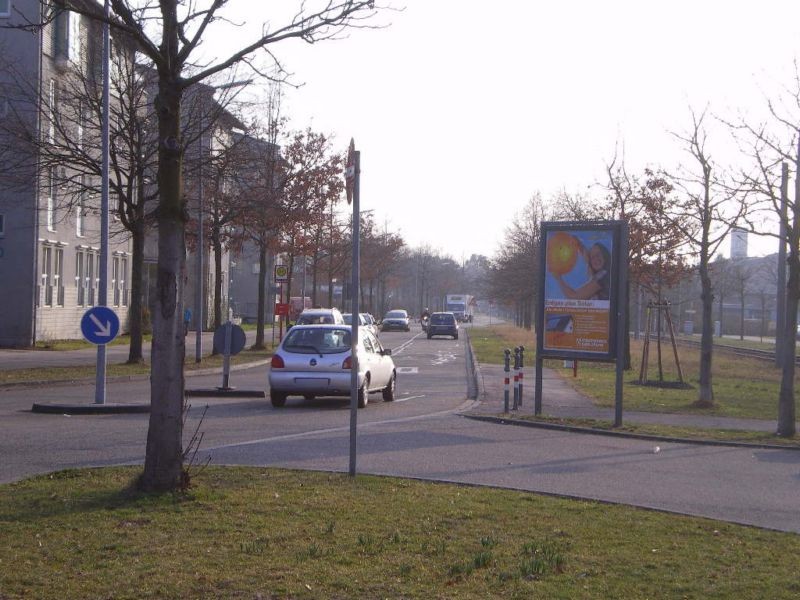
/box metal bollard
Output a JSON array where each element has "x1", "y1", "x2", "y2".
[
  {"x1": 503, "y1": 349, "x2": 511, "y2": 412},
  {"x1": 513, "y1": 346, "x2": 520, "y2": 410},
  {"x1": 518, "y1": 345, "x2": 525, "y2": 406}
]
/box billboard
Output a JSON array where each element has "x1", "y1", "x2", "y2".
[{"x1": 537, "y1": 221, "x2": 626, "y2": 361}]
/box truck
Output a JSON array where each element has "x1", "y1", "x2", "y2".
[{"x1": 445, "y1": 294, "x2": 475, "y2": 323}]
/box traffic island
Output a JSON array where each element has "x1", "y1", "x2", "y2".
[{"x1": 31, "y1": 402, "x2": 150, "y2": 415}]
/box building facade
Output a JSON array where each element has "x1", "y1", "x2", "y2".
[{"x1": 0, "y1": 1, "x2": 131, "y2": 346}]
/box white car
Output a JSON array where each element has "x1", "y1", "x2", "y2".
[{"x1": 268, "y1": 324, "x2": 396, "y2": 408}]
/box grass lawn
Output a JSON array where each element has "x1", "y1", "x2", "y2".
[
  {"x1": 1, "y1": 467, "x2": 798, "y2": 599},
  {"x1": 0, "y1": 347, "x2": 273, "y2": 386},
  {"x1": 469, "y1": 324, "x2": 799, "y2": 431}
]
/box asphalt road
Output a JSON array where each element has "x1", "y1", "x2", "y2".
[{"x1": 2, "y1": 320, "x2": 799, "y2": 533}]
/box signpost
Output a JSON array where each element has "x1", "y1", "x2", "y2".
[
  {"x1": 212, "y1": 322, "x2": 246, "y2": 390},
  {"x1": 345, "y1": 138, "x2": 360, "y2": 477}
]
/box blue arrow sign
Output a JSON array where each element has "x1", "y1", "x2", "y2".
[{"x1": 81, "y1": 306, "x2": 120, "y2": 345}]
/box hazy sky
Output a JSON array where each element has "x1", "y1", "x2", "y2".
[{"x1": 221, "y1": 1, "x2": 800, "y2": 260}]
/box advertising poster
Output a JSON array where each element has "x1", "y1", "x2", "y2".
[{"x1": 542, "y1": 227, "x2": 615, "y2": 355}]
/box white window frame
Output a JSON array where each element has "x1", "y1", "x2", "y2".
[
  {"x1": 112, "y1": 256, "x2": 120, "y2": 306},
  {"x1": 68, "y1": 11, "x2": 81, "y2": 63},
  {"x1": 54, "y1": 247, "x2": 64, "y2": 306},
  {"x1": 76, "y1": 180, "x2": 86, "y2": 237},
  {"x1": 0, "y1": 1, "x2": 11, "y2": 19},
  {"x1": 46, "y1": 169, "x2": 56, "y2": 232},
  {"x1": 75, "y1": 250, "x2": 85, "y2": 306},
  {"x1": 121, "y1": 257, "x2": 128, "y2": 306},
  {"x1": 41, "y1": 245, "x2": 53, "y2": 306},
  {"x1": 48, "y1": 79, "x2": 55, "y2": 143}
]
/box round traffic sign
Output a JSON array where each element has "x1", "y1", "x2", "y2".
[
  {"x1": 213, "y1": 324, "x2": 246, "y2": 356},
  {"x1": 80, "y1": 306, "x2": 120, "y2": 345}
]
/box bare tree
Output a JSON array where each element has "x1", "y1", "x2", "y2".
[{"x1": 666, "y1": 108, "x2": 748, "y2": 407}]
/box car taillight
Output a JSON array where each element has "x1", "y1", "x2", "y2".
[
  {"x1": 271, "y1": 354, "x2": 285, "y2": 368},
  {"x1": 342, "y1": 356, "x2": 352, "y2": 369}
]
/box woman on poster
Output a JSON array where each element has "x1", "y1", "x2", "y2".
[{"x1": 551, "y1": 238, "x2": 611, "y2": 301}]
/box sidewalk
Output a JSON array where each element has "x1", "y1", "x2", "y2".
[{"x1": 470, "y1": 362, "x2": 784, "y2": 434}]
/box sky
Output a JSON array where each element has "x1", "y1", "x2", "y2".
[{"x1": 217, "y1": 0, "x2": 800, "y2": 261}]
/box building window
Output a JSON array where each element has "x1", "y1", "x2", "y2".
[
  {"x1": 76, "y1": 182, "x2": 86, "y2": 237},
  {"x1": 41, "y1": 245, "x2": 53, "y2": 306},
  {"x1": 121, "y1": 257, "x2": 128, "y2": 306},
  {"x1": 46, "y1": 168, "x2": 56, "y2": 232},
  {"x1": 75, "y1": 249, "x2": 98, "y2": 307},
  {"x1": 0, "y1": 1, "x2": 10, "y2": 19},
  {"x1": 48, "y1": 79, "x2": 55, "y2": 143},
  {"x1": 75, "y1": 250, "x2": 85, "y2": 306},
  {"x1": 112, "y1": 256, "x2": 120, "y2": 306},
  {"x1": 54, "y1": 247, "x2": 64, "y2": 306}
]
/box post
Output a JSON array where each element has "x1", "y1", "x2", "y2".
[
  {"x1": 94, "y1": 0, "x2": 110, "y2": 405},
  {"x1": 614, "y1": 222, "x2": 629, "y2": 427},
  {"x1": 776, "y1": 162, "x2": 788, "y2": 367},
  {"x1": 518, "y1": 345, "x2": 525, "y2": 406},
  {"x1": 534, "y1": 356, "x2": 543, "y2": 415},
  {"x1": 195, "y1": 120, "x2": 204, "y2": 363},
  {"x1": 512, "y1": 346, "x2": 520, "y2": 410},
  {"x1": 503, "y1": 348, "x2": 511, "y2": 412},
  {"x1": 220, "y1": 320, "x2": 232, "y2": 390},
  {"x1": 348, "y1": 150, "x2": 361, "y2": 477}
]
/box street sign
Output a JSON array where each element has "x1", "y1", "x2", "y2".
[
  {"x1": 80, "y1": 306, "x2": 120, "y2": 345},
  {"x1": 274, "y1": 264, "x2": 289, "y2": 283},
  {"x1": 344, "y1": 138, "x2": 356, "y2": 205},
  {"x1": 275, "y1": 302, "x2": 290, "y2": 316},
  {"x1": 213, "y1": 323, "x2": 246, "y2": 355}
]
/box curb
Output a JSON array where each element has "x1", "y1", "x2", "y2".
[
  {"x1": 31, "y1": 402, "x2": 150, "y2": 415},
  {"x1": 1, "y1": 359, "x2": 271, "y2": 390},
  {"x1": 185, "y1": 388, "x2": 266, "y2": 398},
  {"x1": 463, "y1": 413, "x2": 800, "y2": 451}
]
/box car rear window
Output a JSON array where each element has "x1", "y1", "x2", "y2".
[
  {"x1": 385, "y1": 311, "x2": 407, "y2": 319},
  {"x1": 431, "y1": 313, "x2": 454, "y2": 324},
  {"x1": 297, "y1": 313, "x2": 336, "y2": 325},
  {"x1": 283, "y1": 328, "x2": 350, "y2": 354}
]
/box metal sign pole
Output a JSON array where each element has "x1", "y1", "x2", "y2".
[
  {"x1": 94, "y1": 0, "x2": 110, "y2": 405},
  {"x1": 348, "y1": 150, "x2": 361, "y2": 477},
  {"x1": 614, "y1": 222, "x2": 629, "y2": 427}
]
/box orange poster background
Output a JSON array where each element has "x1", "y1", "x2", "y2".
[{"x1": 543, "y1": 304, "x2": 610, "y2": 354}]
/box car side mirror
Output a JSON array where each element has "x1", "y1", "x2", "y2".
[{"x1": 381, "y1": 348, "x2": 392, "y2": 356}]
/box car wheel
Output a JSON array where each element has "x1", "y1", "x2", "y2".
[
  {"x1": 357, "y1": 377, "x2": 369, "y2": 409},
  {"x1": 270, "y1": 390, "x2": 287, "y2": 408},
  {"x1": 454, "y1": 333, "x2": 459, "y2": 340},
  {"x1": 427, "y1": 334, "x2": 432, "y2": 340},
  {"x1": 382, "y1": 372, "x2": 396, "y2": 402}
]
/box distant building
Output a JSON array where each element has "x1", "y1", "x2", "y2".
[{"x1": 731, "y1": 228, "x2": 748, "y2": 259}]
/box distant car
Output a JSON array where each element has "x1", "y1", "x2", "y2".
[
  {"x1": 427, "y1": 312, "x2": 458, "y2": 340},
  {"x1": 381, "y1": 309, "x2": 411, "y2": 332},
  {"x1": 268, "y1": 324, "x2": 396, "y2": 408},
  {"x1": 295, "y1": 308, "x2": 344, "y2": 325}
]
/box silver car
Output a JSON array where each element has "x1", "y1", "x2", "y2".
[{"x1": 268, "y1": 324, "x2": 396, "y2": 408}]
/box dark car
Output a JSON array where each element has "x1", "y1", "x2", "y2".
[
  {"x1": 381, "y1": 309, "x2": 411, "y2": 332},
  {"x1": 427, "y1": 312, "x2": 458, "y2": 340}
]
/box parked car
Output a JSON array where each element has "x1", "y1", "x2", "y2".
[
  {"x1": 268, "y1": 324, "x2": 396, "y2": 408},
  {"x1": 294, "y1": 307, "x2": 344, "y2": 325},
  {"x1": 427, "y1": 311, "x2": 458, "y2": 340},
  {"x1": 381, "y1": 309, "x2": 411, "y2": 332},
  {"x1": 343, "y1": 312, "x2": 368, "y2": 328},
  {"x1": 361, "y1": 313, "x2": 379, "y2": 336}
]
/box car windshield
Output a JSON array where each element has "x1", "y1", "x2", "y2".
[
  {"x1": 385, "y1": 311, "x2": 407, "y2": 319},
  {"x1": 283, "y1": 328, "x2": 351, "y2": 354},
  {"x1": 343, "y1": 314, "x2": 353, "y2": 325},
  {"x1": 431, "y1": 313, "x2": 454, "y2": 324},
  {"x1": 296, "y1": 313, "x2": 335, "y2": 325}
]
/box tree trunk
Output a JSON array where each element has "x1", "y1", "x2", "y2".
[
  {"x1": 696, "y1": 256, "x2": 715, "y2": 406},
  {"x1": 311, "y1": 250, "x2": 319, "y2": 306},
  {"x1": 126, "y1": 217, "x2": 146, "y2": 364},
  {"x1": 254, "y1": 244, "x2": 267, "y2": 349},
  {"x1": 739, "y1": 293, "x2": 745, "y2": 341},
  {"x1": 141, "y1": 77, "x2": 186, "y2": 492}
]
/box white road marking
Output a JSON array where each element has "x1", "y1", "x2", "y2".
[
  {"x1": 396, "y1": 367, "x2": 418, "y2": 374},
  {"x1": 393, "y1": 394, "x2": 425, "y2": 403}
]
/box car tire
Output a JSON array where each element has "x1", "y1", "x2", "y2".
[
  {"x1": 357, "y1": 378, "x2": 369, "y2": 409},
  {"x1": 454, "y1": 333, "x2": 459, "y2": 340},
  {"x1": 427, "y1": 334, "x2": 432, "y2": 340},
  {"x1": 382, "y1": 372, "x2": 396, "y2": 402},
  {"x1": 270, "y1": 390, "x2": 287, "y2": 408}
]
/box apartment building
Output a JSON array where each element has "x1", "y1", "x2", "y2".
[{"x1": 0, "y1": 1, "x2": 132, "y2": 346}]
